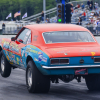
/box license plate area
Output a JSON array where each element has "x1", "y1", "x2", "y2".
[{"x1": 75, "y1": 68, "x2": 88, "y2": 75}]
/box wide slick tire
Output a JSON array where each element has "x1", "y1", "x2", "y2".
[
  {"x1": 0, "y1": 51, "x2": 2, "y2": 72},
  {"x1": 26, "y1": 60, "x2": 50, "y2": 93},
  {"x1": 85, "y1": 74, "x2": 100, "y2": 91},
  {"x1": 0, "y1": 51, "x2": 11, "y2": 78}
]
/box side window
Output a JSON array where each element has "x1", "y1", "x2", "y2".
[
  {"x1": 27, "y1": 34, "x2": 31, "y2": 44},
  {"x1": 17, "y1": 28, "x2": 31, "y2": 44}
]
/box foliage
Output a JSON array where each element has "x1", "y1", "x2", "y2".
[{"x1": 0, "y1": 0, "x2": 56, "y2": 20}]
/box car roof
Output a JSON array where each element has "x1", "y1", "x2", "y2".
[{"x1": 25, "y1": 24, "x2": 89, "y2": 33}]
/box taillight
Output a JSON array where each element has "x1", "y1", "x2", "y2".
[
  {"x1": 94, "y1": 57, "x2": 100, "y2": 63},
  {"x1": 51, "y1": 59, "x2": 59, "y2": 64},
  {"x1": 60, "y1": 59, "x2": 69, "y2": 64},
  {"x1": 50, "y1": 58, "x2": 69, "y2": 65}
]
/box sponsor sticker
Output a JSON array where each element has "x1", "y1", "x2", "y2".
[
  {"x1": 30, "y1": 46, "x2": 36, "y2": 49},
  {"x1": 38, "y1": 52, "x2": 47, "y2": 62},
  {"x1": 25, "y1": 53, "x2": 27, "y2": 57},
  {"x1": 16, "y1": 57, "x2": 20, "y2": 64},
  {"x1": 22, "y1": 50, "x2": 24, "y2": 57},
  {"x1": 31, "y1": 50, "x2": 38, "y2": 54},
  {"x1": 38, "y1": 52, "x2": 43, "y2": 62},
  {"x1": 26, "y1": 48, "x2": 31, "y2": 52},
  {"x1": 6, "y1": 55, "x2": 9, "y2": 60},
  {"x1": 64, "y1": 53, "x2": 68, "y2": 55},
  {"x1": 34, "y1": 58, "x2": 38, "y2": 61},
  {"x1": 42, "y1": 57, "x2": 47, "y2": 62},
  {"x1": 91, "y1": 52, "x2": 95, "y2": 56}
]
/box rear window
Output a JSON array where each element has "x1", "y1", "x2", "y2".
[{"x1": 43, "y1": 31, "x2": 95, "y2": 44}]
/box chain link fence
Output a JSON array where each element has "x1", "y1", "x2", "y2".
[
  {"x1": 86, "y1": 26, "x2": 100, "y2": 36},
  {"x1": 2, "y1": 27, "x2": 22, "y2": 35},
  {"x1": 1, "y1": 25, "x2": 100, "y2": 36}
]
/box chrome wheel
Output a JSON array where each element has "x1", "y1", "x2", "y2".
[
  {"x1": 1, "y1": 56, "x2": 5, "y2": 72},
  {"x1": 27, "y1": 68, "x2": 32, "y2": 87}
]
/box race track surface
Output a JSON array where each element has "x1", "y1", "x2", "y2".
[{"x1": 0, "y1": 69, "x2": 100, "y2": 100}]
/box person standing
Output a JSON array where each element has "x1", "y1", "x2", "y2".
[
  {"x1": 81, "y1": 3, "x2": 85, "y2": 9},
  {"x1": 2, "y1": 23, "x2": 5, "y2": 34},
  {"x1": 89, "y1": 4, "x2": 93, "y2": 11},
  {"x1": 46, "y1": 18, "x2": 50, "y2": 23},
  {"x1": 97, "y1": 20, "x2": 100, "y2": 34},
  {"x1": 41, "y1": 11, "x2": 44, "y2": 21},
  {"x1": 93, "y1": 19, "x2": 97, "y2": 34},
  {"x1": 36, "y1": 18, "x2": 40, "y2": 24},
  {"x1": 87, "y1": 0, "x2": 91, "y2": 6},
  {"x1": 79, "y1": 17, "x2": 82, "y2": 22},
  {"x1": 91, "y1": 0, "x2": 93, "y2": 7},
  {"x1": 77, "y1": 19, "x2": 82, "y2": 25}
]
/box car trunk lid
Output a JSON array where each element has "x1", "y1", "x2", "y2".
[{"x1": 45, "y1": 46, "x2": 100, "y2": 58}]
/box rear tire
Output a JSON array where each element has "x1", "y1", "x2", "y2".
[
  {"x1": 26, "y1": 60, "x2": 50, "y2": 93},
  {"x1": 85, "y1": 74, "x2": 100, "y2": 90},
  {"x1": 0, "y1": 51, "x2": 2, "y2": 72},
  {"x1": 0, "y1": 51, "x2": 11, "y2": 78}
]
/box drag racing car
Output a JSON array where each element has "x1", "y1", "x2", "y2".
[{"x1": 0, "y1": 24, "x2": 100, "y2": 93}]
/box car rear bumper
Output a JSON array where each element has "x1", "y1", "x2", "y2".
[{"x1": 42, "y1": 65, "x2": 100, "y2": 69}]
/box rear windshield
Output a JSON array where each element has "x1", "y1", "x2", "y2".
[{"x1": 43, "y1": 31, "x2": 95, "y2": 44}]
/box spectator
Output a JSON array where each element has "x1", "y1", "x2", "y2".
[
  {"x1": 77, "y1": 4, "x2": 80, "y2": 8},
  {"x1": 77, "y1": 19, "x2": 82, "y2": 25},
  {"x1": 11, "y1": 19, "x2": 13, "y2": 21},
  {"x1": 87, "y1": 0, "x2": 91, "y2": 6},
  {"x1": 46, "y1": 18, "x2": 50, "y2": 23},
  {"x1": 74, "y1": 5, "x2": 78, "y2": 9},
  {"x1": 94, "y1": 12, "x2": 99, "y2": 17},
  {"x1": 91, "y1": 0, "x2": 93, "y2": 6},
  {"x1": 54, "y1": 18, "x2": 57, "y2": 23},
  {"x1": 89, "y1": 17, "x2": 94, "y2": 24},
  {"x1": 89, "y1": 4, "x2": 93, "y2": 11},
  {"x1": 79, "y1": 17, "x2": 82, "y2": 22},
  {"x1": 19, "y1": 25, "x2": 22, "y2": 30},
  {"x1": 81, "y1": 3, "x2": 85, "y2": 9},
  {"x1": 94, "y1": 2, "x2": 98, "y2": 10},
  {"x1": 97, "y1": 19, "x2": 100, "y2": 34},
  {"x1": 36, "y1": 18, "x2": 40, "y2": 24},
  {"x1": 98, "y1": 11, "x2": 100, "y2": 15},
  {"x1": 93, "y1": 15, "x2": 97, "y2": 21},
  {"x1": 17, "y1": 25, "x2": 20, "y2": 33},
  {"x1": 2, "y1": 23, "x2": 5, "y2": 34},
  {"x1": 71, "y1": 3, "x2": 74, "y2": 8},
  {"x1": 93, "y1": 19, "x2": 97, "y2": 34},
  {"x1": 41, "y1": 11, "x2": 44, "y2": 21},
  {"x1": 82, "y1": 11, "x2": 86, "y2": 20},
  {"x1": 71, "y1": 7, "x2": 74, "y2": 14}
]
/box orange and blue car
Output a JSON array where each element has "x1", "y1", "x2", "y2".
[{"x1": 0, "y1": 24, "x2": 100, "y2": 93}]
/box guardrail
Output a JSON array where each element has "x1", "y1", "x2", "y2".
[{"x1": 22, "y1": 7, "x2": 57, "y2": 21}]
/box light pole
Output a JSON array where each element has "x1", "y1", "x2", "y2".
[{"x1": 43, "y1": 0, "x2": 46, "y2": 21}]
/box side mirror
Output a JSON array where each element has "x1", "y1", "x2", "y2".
[{"x1": 11, "y1": 37, "x2": 15, "y2": 41}]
